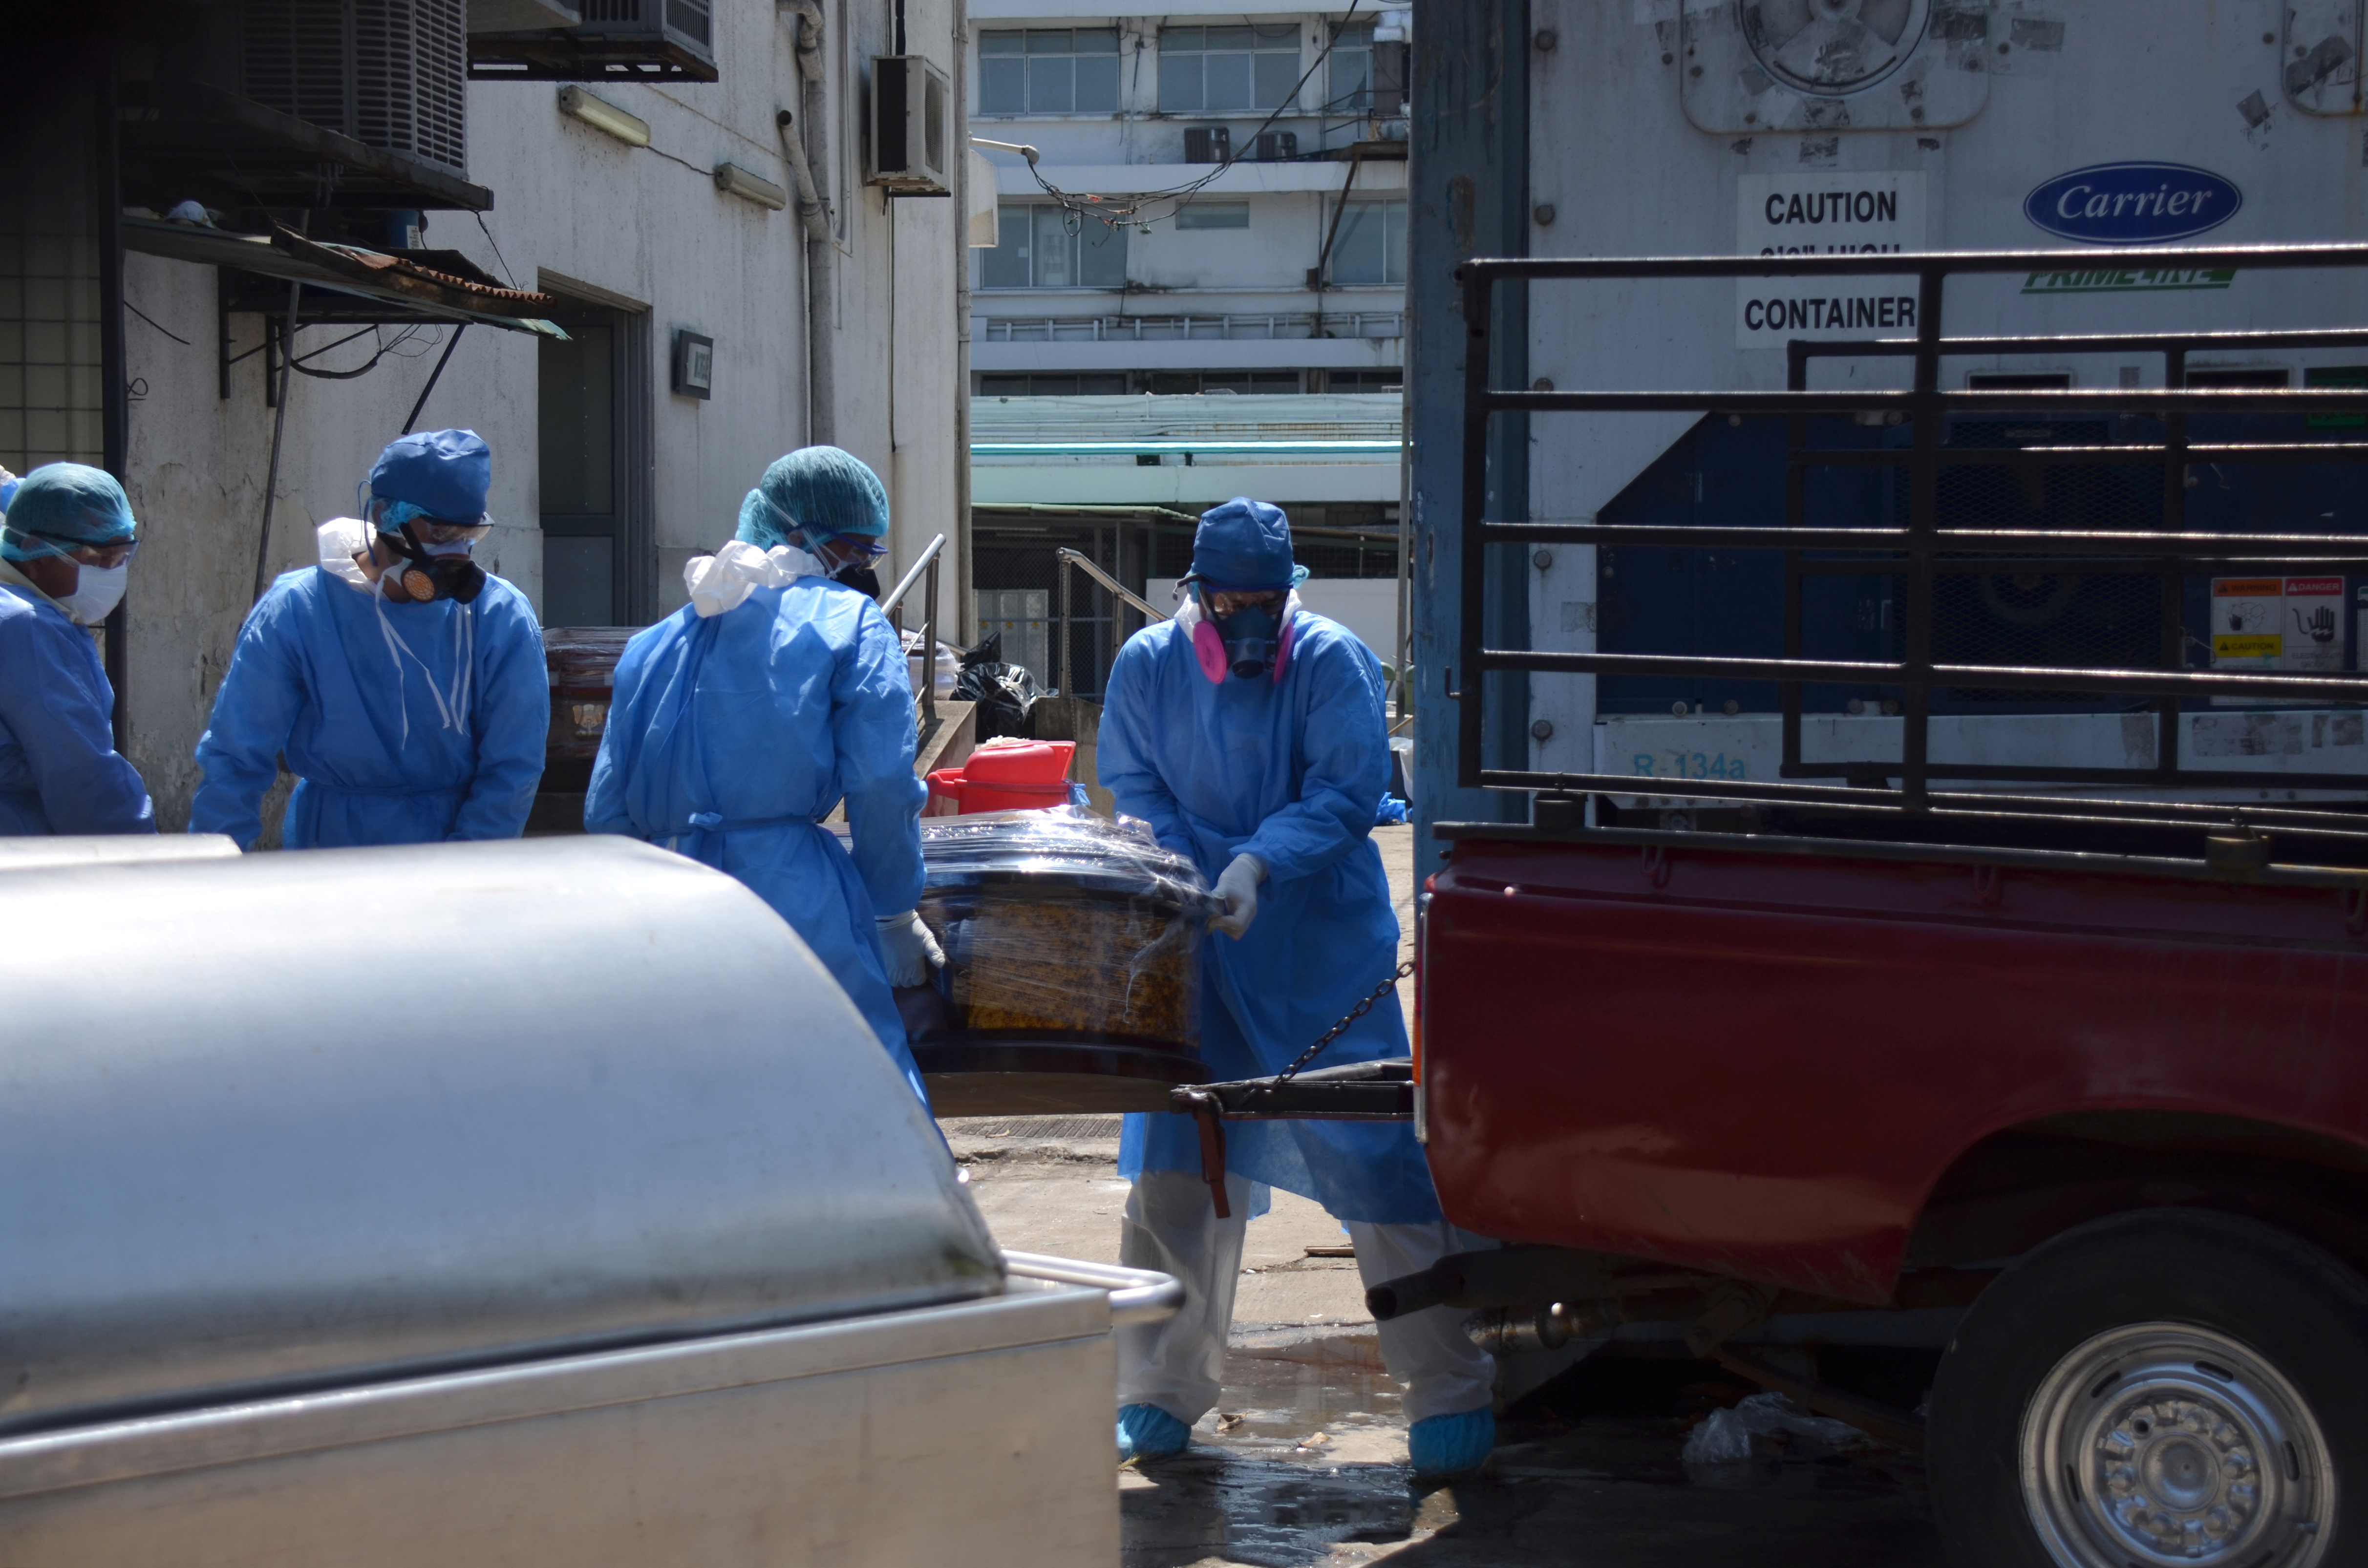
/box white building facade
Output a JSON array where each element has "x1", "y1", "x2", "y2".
[
  {"x1": 966, "y1": 0, "x2": 1411, "y2": 396},
  {"x1": 960, "y1": 1, "x2": 1413, "y2": 699},
  {"x1": 5, "y1": 0, "x2": 969, "y2": 832}
]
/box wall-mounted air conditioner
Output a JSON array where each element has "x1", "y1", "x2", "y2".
[
  {"x1": 1183, "y1": 126, "x2": 1230, "y2": 165},
  {"x1": 869, "y1": 56, "x2": 950, "y2": 195},
  {"x1": 575, "y1": 0, "x2": 713, "y2": 66},
  {"x1": 470, "y1": 0, "x2": 715, "y2": 83},
  {"x1": 242, "y1": 0, "x2": 469, "y2": 176}
]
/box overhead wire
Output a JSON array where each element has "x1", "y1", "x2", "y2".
[{"x1": 1023, "y1": 0, "x2": 1369, "y2": 239}]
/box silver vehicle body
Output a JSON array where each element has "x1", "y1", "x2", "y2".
[{"x1": 0, "y1": 837, "x2": 1167, "y2": 1566}]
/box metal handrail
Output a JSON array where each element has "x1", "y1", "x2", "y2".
[
  {"x1": 879, "y1": 532, "x2": 948, "y2": 616},
  {"x1": 1000, "y1": 1250, "x2": 1183, "y2": 1327},
  {"x1": 1454, "y1": 243, "x2": 2368, "y2": 815},
  {"x1": 1055, "y1": 547, "x2": 1167, "y2": 699},
  {"x1": 1055, "y1": 548, "x2": 1166, "y2": 621},
  {"x1": 884, "y1": 532, "x2": 947, "y2": 728}
]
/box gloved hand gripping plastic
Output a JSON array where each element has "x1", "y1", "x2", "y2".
[
  {"x1": 875, "y1": 910, "x2": 946, "y2": 988},
  {"x1": 1208, "y1": 853, "x2": 1266, "y2": 939}
]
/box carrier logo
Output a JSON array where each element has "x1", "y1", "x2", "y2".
[{"x1": 2025, "y1": 163, "x2": 2241, "y2": 245}]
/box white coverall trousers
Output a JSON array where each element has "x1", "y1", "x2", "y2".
[{"x1": 1115, "y1": 1168, "x2": 1499, "y2": 1427}]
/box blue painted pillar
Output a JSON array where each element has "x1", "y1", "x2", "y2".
[{"x1": 1408, "y1": 0, "x2": 1532, "y2": 881}]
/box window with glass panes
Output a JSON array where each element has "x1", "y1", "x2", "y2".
[
  {"x1": 1174, "y1": 201, "x2": 1249, "y2": 230},
  {"x1": 977, "y1": 373, "x2": 1129, "y2": 396},
  {"x1": 1158, "y1": 24, "x2": 1302, "y2": 112},
  {"x1": 1327, "y1": 21, "x2": 1375, "y2": 112},
  {"x1": 1326, "y1": 198, "x2": 1408, "y2": 285},
  {"x1": 980, "y1": 205, "x2": 1130, "y2": 288},
  {"x1": 978, "y1": 28, "x2": 1119, "y2": 114}
]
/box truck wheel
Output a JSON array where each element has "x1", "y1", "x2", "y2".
[{"x1": 1928, "y1": 1208, "x2": 2368, "y2": 1568}]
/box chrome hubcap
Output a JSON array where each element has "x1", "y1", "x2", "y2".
[{"x1": 2021, "y1": 1324, "x2": 2335, "y2": 1568}]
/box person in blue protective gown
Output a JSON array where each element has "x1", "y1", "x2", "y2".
[
  {"x1": 189, "y1": 429, "x2": 547, "y2": 848},
  {"x1": 0, "y1": 464, "x2": 155, "y2": 834},
  {"x1": 1100, "y1": 497, "x2": 1498, "y2": 1479},
  {"x1": 585, "y1": 446, "x2": 941, "y2": 1105}
]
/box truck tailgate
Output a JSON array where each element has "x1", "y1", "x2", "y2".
[{"x1": 1420, "y1": 831, "x2": 2368, "y2": 1303}]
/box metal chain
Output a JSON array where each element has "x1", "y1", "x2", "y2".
[{"x1": 1256, "y1": 959, "x2": 1417, "y2": 1097}]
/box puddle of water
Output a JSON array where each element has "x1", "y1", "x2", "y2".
[
  {"x1": 1121, "y1": 1330, "x2": 1426, "y2": 1567},
  {"x1": 1122, "y1": 1453, "x2": 1420, "y2": 1568}
]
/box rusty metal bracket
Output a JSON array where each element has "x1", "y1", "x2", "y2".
[
  {"x1": 1712, "y1": 1346, "x2": 1929, "y2": 1453},
  {"x1": 1172, "y1": 1086, "x2": 1231, "y2": 1219}
]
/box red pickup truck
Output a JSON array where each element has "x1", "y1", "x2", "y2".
[{"x1": 1383, "y1": 247, "x2": 2368, "y2": 1568}]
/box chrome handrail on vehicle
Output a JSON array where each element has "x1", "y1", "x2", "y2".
[{"x1": 1001, "y1": 1250, "x2": 1183, "y2": 1327}]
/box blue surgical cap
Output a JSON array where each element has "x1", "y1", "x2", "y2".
[
  {"x1": 0, "y1": 464, "x2": 136, "y2": 563},
  {"x1": 367, "y1": 428, "x2": 491, "y2": 529},
  {"x1": 1189, "y1": 497, "x2": 1304, "y2": 591},
  {"x1": 736, "y1": 445, "x2": 890, "y2": 551}
]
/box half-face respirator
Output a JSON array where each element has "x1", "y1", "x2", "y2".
[
  {"x1": 1186, "y1": 583, "x2": 1298, "y2": 684},
  {"x1": 381, "y1": 522, "x2": 487, "y2": 604}
]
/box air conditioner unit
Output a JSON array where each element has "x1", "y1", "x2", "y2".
[
  {"x1": 470, "y1": 0, "x2": 715, "y2": 82},
  {"x1": 574, "y1": 0, "x2": 711, "y2": 59},
  {"x1": 1183, "y1": 126, "x2": 1231, "y2": 165},
  {"x1": 869, "y1": 56, "x2": 951, "y2": 195},
  {"x1": 1250, "y1": 130, "x2": 1298, "y2": 162},
  {"x1": 242, "y1": 0, "x2": 469, "y2": 176}
]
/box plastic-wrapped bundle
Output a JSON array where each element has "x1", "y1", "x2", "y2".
[{"x1": 903, "y1": 807, "x2": 1217, "y2": 1114}]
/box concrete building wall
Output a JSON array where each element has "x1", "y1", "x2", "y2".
[{"x1": 115, "y1": 2, "x2": 966, "y2": 831}]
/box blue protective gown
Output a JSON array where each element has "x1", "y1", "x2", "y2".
[
  {"x1": 0, "y1": 576, "x2": 154, "y2": 834},
  {"x1": 584, "y1": 576, "x2": 931, "y2": 1103},
  {"x1": 1102, "y1": 610, "x2": 1439, "y2": 1225},
  {"x1": 189, "y1": 568, "x2": 548, "y2": 848}
]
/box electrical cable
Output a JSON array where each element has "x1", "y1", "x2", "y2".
[
  {"x1": 471, "y1": 212, "x2": 520, "y2": 290},
  {"x1": 1020, "y1": 0, "x2": 1366, "y2": 236},
  {"x1": 126, "y1": 302, "x2": 192, "y2": 346},
  {"x1": 288, "y1": 323, "x2": 433, "y2": 382}
]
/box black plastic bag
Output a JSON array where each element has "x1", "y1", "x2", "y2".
[{"x1": 954, "y1": 633, "x2": 1044, "y2": 739}]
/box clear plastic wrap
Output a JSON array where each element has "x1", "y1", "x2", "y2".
[{"x1": 909, "y1": 807, "x2": 1215, "y2": 1050}]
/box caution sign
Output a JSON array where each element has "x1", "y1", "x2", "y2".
[
  {"x1": 1735, "y1": 171, "x2": 1927, "y2": 351},
  {"x1": 2210, "y1": 576, "x2": 2346, "y2": 702}
]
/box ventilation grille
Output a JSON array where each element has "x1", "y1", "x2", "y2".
[
  {"x1": 243, "y1": 0, "x2": 467, "y2": 178},
  {"x1": 578, "y1": 0, "x2": 712, "y2": 48}
]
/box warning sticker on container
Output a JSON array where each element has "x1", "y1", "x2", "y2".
[
  {"x1": 2210, "y1": 576, "x2": 2345, "y2": 702},
  {"x1": 1735, "y1": 172, "x2": 1927, "y2": 351}
]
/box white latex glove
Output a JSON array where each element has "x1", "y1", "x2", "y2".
[
  {"x1": 1208, "y1": 853, "x2": 1267, "y2": 939},
  {"x1": 876, "y1": 911, "x2": 945, "y2": 987}
]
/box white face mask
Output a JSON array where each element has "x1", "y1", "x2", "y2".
[{"x1": 56, "y1": 563, "x2": 127, "y2": 625}]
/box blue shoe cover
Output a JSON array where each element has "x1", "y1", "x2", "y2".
[
  {"x1": 1116, "y1": 1402, "x2": 1192, "y2": 1461},
  {"x1": 1408, "y1": 1408, "x2": 1495, "y2": 1477}
]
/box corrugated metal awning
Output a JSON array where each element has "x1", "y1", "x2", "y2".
[{"x1": 122, "y1": 218, "x2": 566, "y2": 338}]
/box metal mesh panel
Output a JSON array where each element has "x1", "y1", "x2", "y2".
[{"x1": 0, "y1": 75, "x2": 104, "y2": 471}]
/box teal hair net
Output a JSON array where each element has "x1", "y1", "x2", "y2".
[
  {"x1": 0, "y1": 464, "x2": 136, "y2": 562},
  {"x1": 736, "y1": 445, "x2": 890, "y2": 551}
]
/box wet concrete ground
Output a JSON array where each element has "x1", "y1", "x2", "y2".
[
  {"x1": 947, "y1": 826, "x2": 1945, "y2": 1566},
  {"x1": 952, "y1": 1119, "x2": 1942, "y2": 1568}
]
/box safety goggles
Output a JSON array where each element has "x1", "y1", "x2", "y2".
[
  {"x1": 1205, "y1": 587, "x2": 1287, "y2": 618},
  {"x1": 1, "y1": 527, "x2": 138, "y2": 569},
  {"x1": 360, "y1": 486, "x2": 492, "y2": 544}
]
